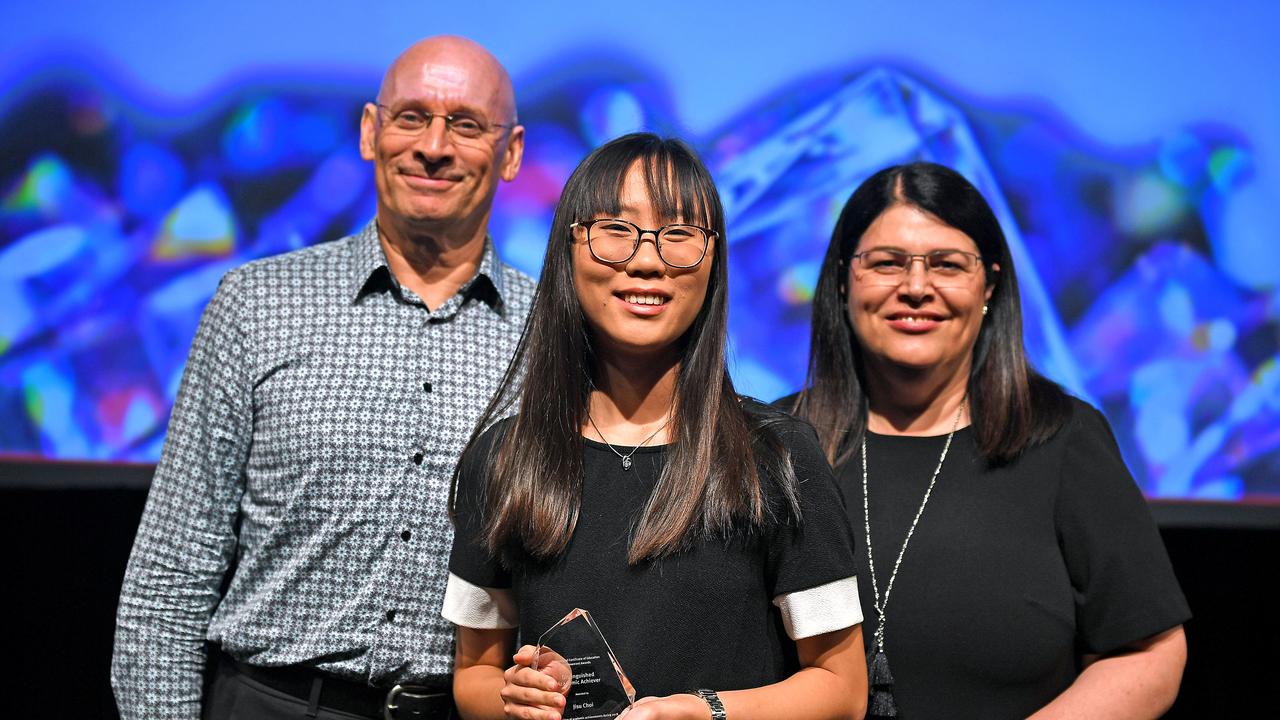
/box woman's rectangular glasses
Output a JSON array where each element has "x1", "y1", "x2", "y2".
[{"x1": 852, "y1": 248, "x2": 984, "y2": 287}]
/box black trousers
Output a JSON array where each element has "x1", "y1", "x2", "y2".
[{"x1": 203, "y1": 657, "x2": 376, "y2": 720}]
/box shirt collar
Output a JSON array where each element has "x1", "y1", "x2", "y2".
[{"x1": 349, "y1": 220, "x2": 509, "y2": 309}]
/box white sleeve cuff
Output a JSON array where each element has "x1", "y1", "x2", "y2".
[
  {"x1": 772, "y1": 576, "x2": 863, "y2": 640},
  {"x1": 441, "y1": 572, "x2": 519, "y2": 629}
]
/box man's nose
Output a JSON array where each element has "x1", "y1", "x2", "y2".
[{"x1": 413, "y1": 117, "x2": 454, "y2": 161}]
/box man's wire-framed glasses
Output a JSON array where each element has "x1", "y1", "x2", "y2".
[
  {"x1": 375, "y1": 104, "x2": 512, "y2": 140},
  {"x1": 571, "y1": 218, "x2": 714, "y2": 268}
]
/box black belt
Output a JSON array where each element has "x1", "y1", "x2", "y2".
[{"x1": 224, "y1": 652, "x2": 455, "y2": 719}]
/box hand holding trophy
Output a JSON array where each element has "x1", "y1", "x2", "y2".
[{"x1": 532, "y1": 609, "x2": 636, "y2": 719}]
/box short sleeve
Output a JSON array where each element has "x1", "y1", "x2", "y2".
[
  {"x1": 763, "y1": 417, "x2": 863, "y2": 638},
  {"x1": 1056, "y1": 402, "x2": 1191, "y2": 654},
  {"x1": 443, "y1": 423, "x2": 516, "y2": 629}
]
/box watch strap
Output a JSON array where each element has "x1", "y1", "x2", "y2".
[{"x1": 694, "y1": 688, "x2": 727, "y2": 720}]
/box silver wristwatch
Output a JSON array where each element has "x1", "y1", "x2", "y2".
[{"x1": 694, "y1": 688, "x2": 727, "y2": 719}]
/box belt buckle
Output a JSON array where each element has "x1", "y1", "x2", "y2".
[{"x1": 385, "y1": 684, "x2": 446, "y2": 720}]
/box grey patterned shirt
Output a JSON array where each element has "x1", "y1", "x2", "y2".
[{"x1": 111, "y1": 221, "x2": 535, "y2": 719}]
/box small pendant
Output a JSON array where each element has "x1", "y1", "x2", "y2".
[{"x1": 621, "y1": 456, "x2": 632, "y2": 471}]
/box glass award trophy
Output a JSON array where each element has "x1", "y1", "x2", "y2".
[{"x1": 533, "y1": 608, "x2": 636, "y2": 719}]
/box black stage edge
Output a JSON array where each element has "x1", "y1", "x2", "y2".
[
  {"x1": 0, "y1": 458, "x2": 155, "y2": 488},
  {"x1": 2, "y1": 484, "x2": 1274, "y2": 717}
]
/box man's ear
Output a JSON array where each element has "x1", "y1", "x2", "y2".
[
  {"x1": 499, "y1": 124, "x2": 525, "y2": 182},
  {"x1": 359, "y1": 103, "x2": 379, "y2": 162}
]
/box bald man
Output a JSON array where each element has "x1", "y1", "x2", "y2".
[{"x1": 112, "y1": 36, "x2": 534, "y2": 720}]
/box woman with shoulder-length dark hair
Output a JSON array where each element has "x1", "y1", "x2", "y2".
[
  {"x1": 445, "y1": 133, "x2": 868, "y2": 720},
  {"x1": 784, "y1": 162, "x2": 1190, "y2": 719}
]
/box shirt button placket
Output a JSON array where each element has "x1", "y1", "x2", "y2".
[{"x1": 378, "y1": 308, "x2": 419, "y2": 673}]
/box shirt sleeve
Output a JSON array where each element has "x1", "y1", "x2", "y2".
[
  {"x1": 111, "y1": 270, "x2": 253, "y2": 720},
  {"x1": 444, "y1": 425, "x2": 515, "y2": 628},
  {"x1": 765, "y1": 418, "x2": 863, "y2": 639},
  {"x1": 1056, "y1": 401, "x2": 1191, "y2": 655}
]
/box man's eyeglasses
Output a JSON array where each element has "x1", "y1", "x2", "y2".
[
  {"x1": 851, "y1": 248, "x2": 985, "y2": 288},
  {"x1": 571, "y1": 218, "x2": 715, "y2": 268},
  {"x1": 375, "y1": 104, "x2": 512, "y2": 141}
]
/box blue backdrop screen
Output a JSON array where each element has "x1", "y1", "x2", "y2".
[{"x1": 2, "y1": 3, "x2": 1277, "y2": 501}]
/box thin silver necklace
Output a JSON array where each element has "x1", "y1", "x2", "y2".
[
  {"x1": 586, "y1": 412, "x2": 669, "y2": 471},
  {"x1": 862, "y1": 398, "x2": 966, "y2": 654}
]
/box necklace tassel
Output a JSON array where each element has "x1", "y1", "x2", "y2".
[{"x1": 866, "y1": 647, "x2": 898, "y2": 718}]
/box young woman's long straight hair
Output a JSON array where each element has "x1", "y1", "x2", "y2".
[
  {"x1": 456, "y1": 133, "x2": 798, "y2": 565},
  {"x1": 791, "y1": 162, "x2": 1070, "y2": 468}
]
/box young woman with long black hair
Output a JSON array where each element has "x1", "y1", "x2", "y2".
[{"x1": 444, "y1": 134, "x2": 867, "y2": 720}]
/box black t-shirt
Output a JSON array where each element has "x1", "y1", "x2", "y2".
[
  {"x1": 818, "y1": 397, "x2": 1189, "y2": 719},
  {"x1": 447, "y1": 404, "x2": 861, "y2": 699}
]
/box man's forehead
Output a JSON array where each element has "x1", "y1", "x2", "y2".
[
  {"x1": 382, "y1": 57, "x2": 503, "y2": 109},
  {"x1": 421, "y1": 63, "x2": 469, "y2": 89}
]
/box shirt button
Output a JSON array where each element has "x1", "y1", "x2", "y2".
[
  {"x1": 401, "y1": 529, "x2": 412, "y2": 542},
  {"x1": 413, "y1": 452, "x2": 424, "y2": 465},
  {"x1": 386, "y1": 610, "x2": 396, "y2": 622},
  {"x1": 423, "y1": 381, "x2": 432, "y2": 393}
]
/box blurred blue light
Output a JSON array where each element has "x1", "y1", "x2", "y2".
[
  {"x1": 120, "y1": 142, "x2": 187, "y2": 217},
  {"x1": 0, "y1": 223, "x2": 87, "y2": 277},
  {"x1": 580, "y1": 87, "x2": 646, "y2": 146},
  {"x1": 1, "y1": 11, "x2": 1278, "y2": 500},
  {"x1": 158, "y1": 183, "x2": 236, "y2": 256},
  {"x1": 222, "y1": 99, "x2": 289, "y2": 173}
]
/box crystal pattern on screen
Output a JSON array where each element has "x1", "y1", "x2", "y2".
[{"x1": 1, "y1": 64, "x2": 1276, "y2": 501}]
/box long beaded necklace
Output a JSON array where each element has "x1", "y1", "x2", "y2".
[
  {"x1": 861, "y1": 398, "x2": 966, "y2": 719},
  {"x1": 586, "y1": 412, "x2": 669, "y2": 471}
]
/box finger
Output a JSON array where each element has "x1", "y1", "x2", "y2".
[
  {"x1": 501, "y1": 700, "x2": 562, "y2": 720},
  {"x1": 499, "y1": 683, "x2": 565, "y2": 715},
  {"x1": 504, "y1": 660, "x2": 556, "y2": 687},
  {"x1": 536, "y1": 658, "x2": 573, "y2": 689},
  {"x1": 618, "y1": 704, "x2": 652, "y2": 720},
  {"x1": 501, "y1": 677, "x2": 565, "y2": 703},
  {"x1": 512, "y1": 644, "x2": 538, "y2": 665},
  {"x1": 512, "y1": 666, "x2": 567, "y2": 693}
]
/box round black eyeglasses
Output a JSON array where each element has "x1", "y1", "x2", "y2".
[{"x1": 571, "y1": 218, "x2": 714, "y2": 268}]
